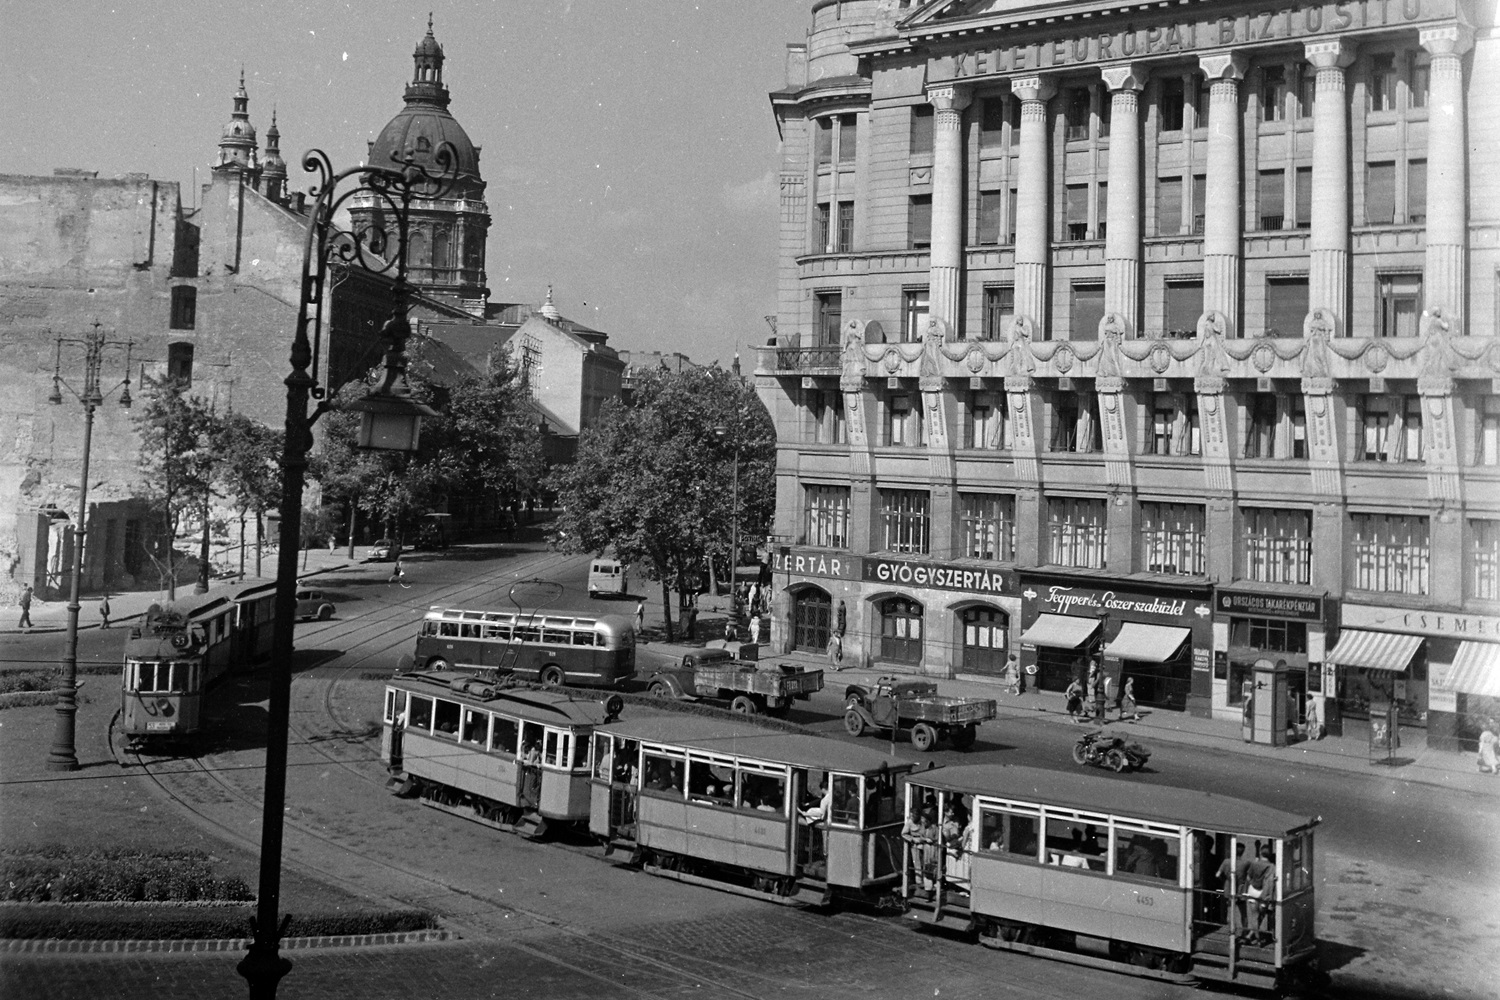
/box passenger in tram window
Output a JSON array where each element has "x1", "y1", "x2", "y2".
[
  {"x1": 519, "y1": 741, "x2": 542, "y2": 809},
  {"x1": 1080, "y1": 824, "x2": 1104, "y2": 856}
]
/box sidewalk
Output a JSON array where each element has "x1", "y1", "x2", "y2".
[
  {"x1": 776, "y1": 649, "x2": 1495, "y2": 796},
  {"x1": 0, "y1": 546, "x2": 374, "y2": 636}
]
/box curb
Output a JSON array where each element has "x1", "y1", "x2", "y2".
[{"x1": 0, "y1": 928, "x2": 452, "y2": 955}]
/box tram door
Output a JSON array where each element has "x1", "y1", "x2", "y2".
[{"x1": 1190, "y1": 831, "x2": 1233, "y2": 941}]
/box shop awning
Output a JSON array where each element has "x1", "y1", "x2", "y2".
[
  {"x1": 1103, "y1": 623, "x2": 1192, "y2": 663},
  {"x1": 1020, "y1": 614, "x2": 1100, "y2": 649},
  {"x1": 1440, "y1": 641, "x2": 1500, "y2": 698},
  {"x1": 1326, "y1": 629, "x2": 1422, "y2": 673}
]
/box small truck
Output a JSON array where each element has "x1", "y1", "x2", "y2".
[
  {"x1": 637, "y1": 642, "x2": 824, "y2": 717},
  {"x1": 842, "y1": 676, "x2": 997, "y2": 751}
]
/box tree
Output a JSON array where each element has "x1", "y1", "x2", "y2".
[
  {"x1": 134, "y1": 375, "x2": 218, "y2": 599},
  {"x1": 214, "y1": 412, "x2": 282, "y2": 578},
  {"x1": 548, "y1": 365, "x2": 774, "y2": 640}
]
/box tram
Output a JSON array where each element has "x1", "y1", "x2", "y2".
[
  {"x1": 589, "y1": 714, "x2": 915, "y2": 907},
  {"x1": 381, "y1": 669, "x2": 625, "y2": 837},
  {"x1": 901, "y1": 764, "x2": 1324, "y2": 994},
  {"x1": 412, "y1": 607, "x2": 636, "y2": 687},
  {"x1": 119, "y1": 593, "x2": 236, "y2": 743}
]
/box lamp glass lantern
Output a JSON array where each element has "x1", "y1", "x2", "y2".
[{"x1": 347, "y1": 391, "x2": 438, "y2": 452}]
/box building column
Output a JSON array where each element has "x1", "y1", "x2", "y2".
[
  {"x1": 1011, "y1": 75, "x2": 1056, "y2": 338},
  {"x1": 1100, "y1": 65, "x2": 1145, "y2": 335},
  {"x1": 1421, "y1": 24, "x2": 1473, "y2": 318},
  {"x1": 928, "y1": 86, "x2": 971, "y2": 334},
  {"x1": 1198, "y1": 54, "x2": 1247, "y2": 335},
  {"x1": 1304, "y1": 40, "x2": 1356, "y2": 334}
]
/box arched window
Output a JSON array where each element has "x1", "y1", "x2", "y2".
[
  {"x1": 961, "y1": 606, "x2": 1009, "y2": 675},
  {"x1": 879, "y1": 597, "x2": 923, "y2": 664},
  {"x1": 792, "y1": 587, "x2": 831, "y2": 652}
]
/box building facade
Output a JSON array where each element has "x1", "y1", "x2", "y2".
[{"x1": 757, "y1": 0, "x2": 1499, "y2": 752}]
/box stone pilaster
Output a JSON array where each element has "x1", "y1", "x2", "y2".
[
  {"x1": 1304, "y1": 40, "x2": 1356, "y2": 334},
  {"x1": 1100, "y1": 65, "x2": 1146, "y2": 335},
  {"x1": 1005, "y1": 374, "x2": 1040, "y2": 484},
  {"x1": 1097, "y1": 376, "x2": 1134, "y2": 489},
  {"x1": 928, "y1": 86, "x2": 972, "y2": 333},
  {"x1": 1301, "y1": 378, "x2": 1344, "y2": 496},
  {"x1": 1420, "y1": 24, "x2": 1473, "y2": 319},
  {"x1": 1011, "y1": 76, "x2": 1056, "y2": 338},
  {"x1": 1198, "y1": 54, "x2": 1247, "y2": 335},
  {"x1": 1195, "y1": 376, "x2": 1235, "y2": 495}
]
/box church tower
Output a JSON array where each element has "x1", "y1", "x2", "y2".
[
  {"x1": 261, "y1": 109, "x2": 288, "y2": 204},
  {"x1": 212, "y1": 70, "x2": 260, "y2": 184},
  {"x1": 352, "y1": 17, "x2": 490, "y2": 314}
]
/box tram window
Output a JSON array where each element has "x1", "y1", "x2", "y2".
[
  {"x1": 739, "y1": 770, "x2": 786, "y2": 814},
  {"x1": 980, "y1": 810, "x2": 1039, "y2": 859},
  {"x1": 543, "y1": 730, "x2": 570, "y2": 767},
  {"x1": 439, "y1": 622, "x2": 460, "y2": 637},
  {"x1": 408, "y1": 696, "x2": 433, "y2": 731},
  {"x1": 829, "y1": 774, "x2": 861, "y2": 827},
  {"x1": 865, "y1": 773, "x2": 898, "y2": 825},
  {"x1": 1046, "y1": 818, "x2": 1106, "y2": 871},
  {"x1": 687, "y1": 758, "x2": 735, "y2": 806},
  {"x1": 642, "y1": 753, "x2": 684, "y2": 795},
  {"x1": 171, "y1": 661, "x2": 190, "y2": 691},
  {"x1": 613, "y1": 739, "x2": 640, "y2": 784},
  {"x1": 383, "y1": 689, "x2": 395, "y2": 724},
  {"x1": 433, "y1": 699, "x2": 460, "y2": 736},
  {"x1": 592, "y1": 734, "x2": 613, "y2": 780},
  {"x1": 490, "y1": 716, "x2": 518, "y2": 755},
  {"x1": 461, "y1": 709, "x2": 488, "y2": 745},
  {"x1": 519, "y1": 721, "x2": 543, "y2": 757},
  {"x1": 1115, "y1": 830, "x2": 1180, "y2": 883},
  {"x1": 1284, "y1": 834, "x2": 1311, "y2": 894}
]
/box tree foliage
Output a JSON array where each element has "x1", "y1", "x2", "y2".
[
  {"x1": 133, "y1": 375, "x2": 218, "y2": 596},
  {"x1": 548, "y1": 365, "x2": 774, "y2": 639},
  {"x1": 213, "y1": 412, "x2": 281, "y2": 521}
]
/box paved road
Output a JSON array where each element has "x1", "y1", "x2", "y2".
[{"x1": 3, "y1": 540, "x2": 1498, "y2": 999}]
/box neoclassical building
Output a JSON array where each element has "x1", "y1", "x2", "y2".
[{"x1": 755, "y1": 0, "x2": 1498, "y2": 752}]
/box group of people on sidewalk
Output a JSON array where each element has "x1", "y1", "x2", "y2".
[
  {"x1": 14, "y1": 584, "x2": 112, "y2": 630},
  {"x1": 1063, "y1": 660, "x2": 1139, "y2": 725}
]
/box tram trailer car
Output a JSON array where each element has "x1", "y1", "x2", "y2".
[
  {"x1": 590, "y1": 714, "x2": 915, "y2": 908},
  {"x1": 382, "y1": 670, "x2": 625, "y2": 837},
  {"x1": 903, "y1": 764, "x2": 1324, "y2": 995},
  {"x1": 119, "y1": 594, "x2": 235, "y2": 743}
]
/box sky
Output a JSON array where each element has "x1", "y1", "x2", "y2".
[{"x1": 0, "y1": 0, "x2": 814, "y2": 366}]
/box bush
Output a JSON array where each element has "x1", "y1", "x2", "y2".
[
  {"x1": 0, "y1": 904, "x2": 437, "y2": 941},
  {"x1": 0, "y1": 847, "x2": 252, "y2": 903}
]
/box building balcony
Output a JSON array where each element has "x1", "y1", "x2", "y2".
[{"x1": 770, "y1": 344, "x2": 841, "y2": 374}]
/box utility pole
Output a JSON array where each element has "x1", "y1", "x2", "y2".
[{"x1": 45, "y1": 321, "x2": 132, "y2": 771}]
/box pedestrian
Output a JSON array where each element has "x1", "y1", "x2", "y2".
[
  {"x1": 388, "y1": 557, "x2": 405, "y2": 585},
  {"x1": 98, "y1": 594, "x2": 111, "y2": 629},
  {"x1": 1119, "y1": 677, "x2": 1138, "y2": 722},
  {"x1": 827, "y1": 631, "x2": 843, "y2": 669},
  {"x1": 1003, "y1": 654, "x2": 1021, "y2": 696},
  {"x1": 328, "y1": 533, "x2": 337, "y2": 556},
  {"x1": 724, "y1": 619, "x2": 737, "y2": 643},
  {"x1": 18, "y1": 584, "x2": 33, "y2": 629},
  {"x1": 634, "y1": 599, "x2": 645, "y2": 632},
  {"x1": 1064, "y1": 677, "x2": 1085, "y2": 722},
  {"x1": 1091, "y1": 665, "x2": 1107, "y2": 725},
  {"x1": 749, "y1": 613, "x2": 761, "y2": 645},
  {"x1": 683, "y1": 604, "x2": 698, "y2": 641},
  {"x1": 1478, "y1": 718, "x2": 1499, "y2": 775}
]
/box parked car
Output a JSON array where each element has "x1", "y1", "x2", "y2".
[
  {"x1": 369, "y1": 538, "x2": 396, "y2": 561},
  {"x1": 294, "y1": 589, "x2": 335, "y2": 621}
]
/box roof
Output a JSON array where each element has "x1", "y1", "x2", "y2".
[
  {"x1": 910, "y1": 765, "x2": 1318, "y2": 839},
  {"x1": 390, "y1": 670, "x2": 620, "y2": 726},
  {"x1": 599, "y1": 715, "x2": 912, "y2": 775}
]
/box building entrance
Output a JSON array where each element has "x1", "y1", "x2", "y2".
[
  {"x1": 961, "y1": 606, "x2": 1009, "y2": 675},
  {"x1": 792, "y1": 587, "x2": 832, "y2": 653}
]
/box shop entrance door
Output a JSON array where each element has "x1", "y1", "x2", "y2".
[
  {"x1": 792, "y1": 588, "x2": 831, "y2": 652},
  {"x1": 961, "y1": 607, "x2": 1009, "y2": 675}
]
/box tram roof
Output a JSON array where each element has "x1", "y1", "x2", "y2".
[
  {"x1": 599, "y1": 715, "x2": 913, "y2": 775},
  {"x1": 909, "y1": 764, "x2": 1318, "y2": 839},
  {"x1": 390, "y1": 671, "x2": 620, "y2": 726}
]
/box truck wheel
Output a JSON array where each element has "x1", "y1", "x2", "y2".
[
  {"x1": 951, "y1": 725, "x2": 977, "y2": 750},
  {"x1": 844, "y1": 709, "x2": 866, "y2": 737},
  {"x1": 540, "y1": 666, "x2": 565, "y2": 687},
  {"x1": 911, "y1": 723, "x2": 937, "y2": 752},
  {"x1": 730, "y1": 695, "x2": 758, "y2": 715},
  {"x1": 648, "y1": 680, "x2": 671, "y2": 699}
]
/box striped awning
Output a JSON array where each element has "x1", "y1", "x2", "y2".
[
  {"x1": 1020, "y1": 614, "x2": 1100, "y2": 650},
  {"x1": 1326, "y1": 629, "x2": 1422, "y2": 673},
  {"x1": 1437, "y1": 641, "x2": 1500, "y2": 698},
  {"x1": 1103, "y1": 623, "x2": 1192, "y2": 664}
]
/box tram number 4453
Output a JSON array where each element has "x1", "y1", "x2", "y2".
[{"x1": 1136, "y1": 895, "x2": 1155, "y2": 906}]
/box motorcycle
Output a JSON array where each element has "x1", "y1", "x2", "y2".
[{"x1": 1072, "y1": 729, "x2": 1151, "y2": 773}]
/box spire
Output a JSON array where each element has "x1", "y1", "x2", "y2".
[
  {"x1": 539, "y1": 286, "x2": 561, "y2": 321},
  {"x1": 405, "y1": 14, "x2": 449, "y2": 108},
  {"x1": 214, "y1": 68, "x2": 260, "y2": 177},
  {"x1": 261, "y1": 107, "x2": 287, "y2": 202}
]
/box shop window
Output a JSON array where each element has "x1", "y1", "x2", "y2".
[
  {"x1": 1048, "y1": 496, "x2": 1107, "y2": 569},
  {"x1": 880, "y1": 489, "x2": 930, "y2": 554},
  {"x1": 959, "y1": 493, "x2": 1014, "y2": 561},
  {"x1": 804, "y1": 484, "x2": 850, "y2": 549},
  {"x1": 1350, "y1": 513, "x2": 1429, "y2": 595},
  {"x1": 169, "y1": 286, "x2": 196, "y2": 329},
  {"x1": 1140, "y1": 502, "x2": 1205, "y2": 575},
  {"x1": 1243, "y1": 507, "x2": 1312, "y2": 585},
  {"x1": 1470, "y1": 519, "x2": 1500, "y2": 601},
  {"x1": 878, "y1": 597, "x2": 924, "y2": 664}
]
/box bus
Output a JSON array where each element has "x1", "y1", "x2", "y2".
[{"x1": 412, "y1": 607, "x2": 636, "y2": 688}]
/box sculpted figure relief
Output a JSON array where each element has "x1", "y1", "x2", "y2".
[{"x1": 1301, "y1": 309, "x2": 1334, "y2": 380}]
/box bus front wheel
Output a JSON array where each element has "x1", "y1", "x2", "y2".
[
  {"x1": 540, "y1": 666, "x2": 565, "y2": 687},
  {"x1": 426, "y1": 657, "x2": 450, "y2": 671}
]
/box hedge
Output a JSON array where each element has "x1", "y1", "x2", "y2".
[
  {"x1": 0, "y1": 847, "x2": 252, "y2": 903},
  {"x1": 0, "y1": 903, "x2": 436, "y2": 941}
]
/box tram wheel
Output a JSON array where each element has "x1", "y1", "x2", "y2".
[
  {"x1": 730, "y1": 695, "x2": 758, "y2": 715},
  {"x1": 843, "y1": 709, "x2": 867, "y2": 737},
  {"x1": 540, "y1": 666, "x2": 565, "y2": 687},
  {"x1": 911, "y1": 723, "x2": 937, "y2": 752},
  {"x1": 1129, "y1": 946, "x2": 1163, "y2": 970},
  {"x1": 1107, "y1": 748, "x2": 1128, "y2": 773}
]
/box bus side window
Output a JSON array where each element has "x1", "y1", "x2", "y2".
[
  {"x1": 485, "y1": 624, "x2": 512, "y2": 641},
  {"x1": 573, "y1": 631, "x2": 596, "y2": 647},
  {"x1": 490, "y1": 715, "x2": 518, "y2": 755},
  {"x1": 461, "y1": 622, "x2": 481, "y2": 639},
  {"x1": 439, "y1": 621, "x2": 459, "y2": 638}
]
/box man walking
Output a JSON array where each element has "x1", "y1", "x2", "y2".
[
  {"x1": 635, "y1": 600, "x2": 645, "y2": 632},
  {"x1": 18, "y1": 584, "x2": 34, "y2": 629},
  {"x1": 99, "y1": 594, "x2": 111, "y2": 629}
]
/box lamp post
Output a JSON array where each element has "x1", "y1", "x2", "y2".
[
  {"x1": 235, "y1": 146, "x2": 448, "y2": 1000},
  {"x1": 45, "y1": 321, "x2": 132, "y2": 772}
]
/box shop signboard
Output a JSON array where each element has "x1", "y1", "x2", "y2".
[
  {"x1": 860, "y1": 557, "x2": 1015, "y2": 596},
  {"x1": 1021, "y1": 576, "x2": 1212, "y2": 627},
  {"x1": 1341, "y1": 604, "x2": 1500, "y2": 640},
  {"x1": 1216, "y1": 590, "x2": 1324, "y2": 621},
  {"x1": 771, "y1": 548, "x2": 858, "y2": 582}
]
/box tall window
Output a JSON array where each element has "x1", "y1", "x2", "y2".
[
  {"x1": 1048, "y1": 497, "x2": 1107, "y2": 569},
  {"x1": 1244, "y1": 507, "x2": 1313, "y2": 585},
  {"x1": 1472, "y1": 519, "x2": 1500, "y2": 601},
  {"x1": 1350, "y1": 513, "x2": 1429, "y2": 595},
  {"x1": 884, "y1": 392, "x2": 921, "y2": 446},
  {"x1": 881, "y1": 489, "x2": 930, "y2": 554},
  {"x1": 837, "y1": 114, "x2": 857, "y2": 163},
  {"x1": 1377, "y1": 274, "x2": 1422, "y2": 338},
  {"x1": 810, "y1": 389, "x2": 846, "y2": 444},
  {"x1": 1261, "y1": 65, "x2": 1287, "y2": 121},
  {"x1": 1141, "y1": 502, "x2": 1206, "y2": 575},
  {"x1": 903, "y1": 287, "x2": 930, "y2": 342},
  {"x1": 1291, "y1": 395, "x2": 1308, "y2": 459},
  {"x1": 1359, "y1": 395, "x2": 1422, "y2": 462},
  {"x1": 1070, "y1": 283, "x2": 1105, "y2": 340},
  {"x1": 910, "y1": 105, "x2": 935, "y2": 155},
  {"x1": 964, "y1": 392, "x2": 1007, "y2": 450},
  {"x1": 1064, "y1": 184, "x2": 1089, "y2": 241},
  {"x1": 1164, "y1": 280, "x2": 1203, "y2": 338},
  {"x1": 1007, "y1": 187, "x2": 1019, "y2": 244},
  {"x1": 1050, "y1": 393, "x2": 1079, "y2": 452},
  {"x1": 1096, "y1": 183, "x2": 1107, "y2": 240},
  {"x1": 1264, "y1": 277, "x2": 1309, "y2": 338},
  {"x1": 1147, "y1": 393, "x2": 1201, "y2": 456},
  {"x1": 1366, "y1": 161, "x2": 1396, "y2": 224},
  {"x1": 909, "y1": 194, "x2": 933, "y2": 249},
  {"x1": 1477, "y1": 398, "x2": 1500, "y2": 466},
  {"x1": 804, "y1": 485, "x2": 850, "y2": 548},
  {"x1": 816, "y1": 291, "x2": 842, "y2": 346},
  {"x1": 167, "y1": 342, "x2": 194, "y2": 387},
  {"x1": 1406, "y1": 160, "x2": 1426, "y2": 224},
  {"x1": 1369, "y1": 53, "x2": 1398, "y2": 112},
  {"x1": 959, "y1": 493, "x2": 1015, "y2": 561},
  {"x1": 1064, "y1": 87, "x2": 1091, "y2": 140},
  {"x1": 980, "y1": 98, "x2": 1007, "y2": 149},
  {"x1": 1157, "y1": 176, "x2": 1183, "y2": 235},
  {"x1": 169, "y1": 286, "x2": 197, "y2": 330},
  {"x1": 815, "y1": 117, "x2": 833, "y2": 165},
  {"x1": 1295, "y1": 64, "x2": 1316, "y2": 117},
  {"x1": 815, "y1": 203, "x2": 831, "y2": 251},
  {"x1": 1192, "y1": 74, "x2": 1210, "y2": 126},
  {"x1": 977, "y1": 190, "x2": 1003, "y2": 245},
  {"x1": 1160, "y1": 77, "x2": 1186, "y2": 132},
  {"x1": 879, "y1": 597, "x2": 924, "y2": 664},
  {"x1": 1408, "y1": 53, "x2": 1430, "y2": 108},
  {"x1": 1294, "y1": 167, "x2": 1313, "y2": 228},
  {"x1": 1258, "y1": 169, "x2": 1285, "y2": 230},
  {"x1": 1243, "y1": 393, "x2": 1279, "y2": 458},
  {"x1": 983, "y1": 285, "x2": 1015, "y2": 340},
  {"x1": 1191, "y1": 173, "x2": 1206, "y2": 234}
]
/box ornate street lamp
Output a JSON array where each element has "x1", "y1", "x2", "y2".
[
  {"x1": 235, "y1": 146, "x2": 450, "y2": 1000},
  {"x1": 44, "y1": 322, "x2": 132, "y2": 772}
]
